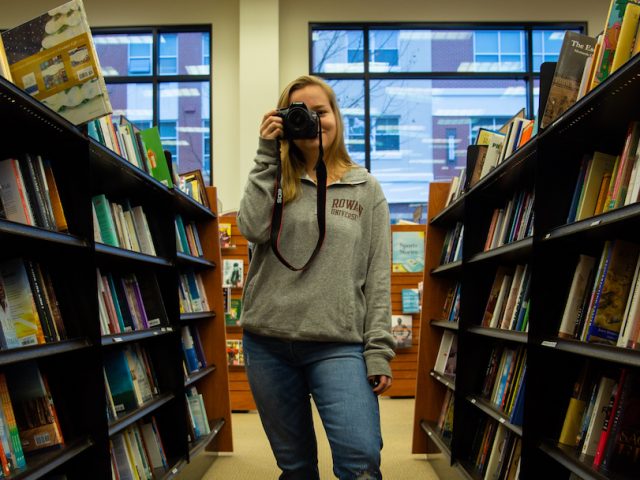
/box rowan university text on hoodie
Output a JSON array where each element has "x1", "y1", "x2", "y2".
[{"x1": 237, "y1": 138, "x2": 395, "y2": 378}]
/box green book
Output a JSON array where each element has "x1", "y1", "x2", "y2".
[
  {"x1": 92, "y1": 194, "x2": 119, "y2": 247},
  {"x1": 138, "y1": 127, "x2": 174, "y2": 188}
]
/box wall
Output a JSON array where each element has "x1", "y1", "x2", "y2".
[{"x1": 2, "y1": 0, "x2": 612, "y2": 211}]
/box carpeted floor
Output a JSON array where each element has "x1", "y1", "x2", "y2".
[{"x1": 176, "y1": 397, "x2": 464, "y2": 480}]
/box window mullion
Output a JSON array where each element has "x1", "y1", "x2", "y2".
[{"x1": 364, "y1": 26, "x2": 371, "y2": 172}]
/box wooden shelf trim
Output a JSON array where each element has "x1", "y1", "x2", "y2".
[
  {"x1": 185, "y1": 365, "x2": 217, "y2": 387},
  {"x1": 430, "y1": 320, "x2": 459, "y2": 331},
  {"x1": 95, "y1": 243, "x2": 173, "y2": 267},
  {"x1": 10, "y1": 436, "x2": 94, "y2": 480},
  {"x1": 101, "y1": 327, "x2": 175, "y2": 347},
  {"x1": 430, "y1": 194, "x2": 465, "y2": 227},
  {"x1": 539, "y1": 338, "x2": 640, "y2": 368},
  {"x1": 466, "y1": 326, "x2": 528, "y2": 344},
  {"x1": 0, "y1": 339, "x2": 91, "y2": 367},
  {"x1": 430, "y1": 370, "x2": 456, "y2": 391},
  {"x1": 0, "y1": 220, "x2": 89, "y2": 248},
  {"x1": 180, "y1": 311, "x2": 216, "y2": 322},
  {"x1": 108, "y1": 393, "x2": 175, "y2": 437},
  {"x1": 419, "y1": 420, "x2": 451, "y2": 458},
  {"x1": 176, "y1": 252, "x2": 215, "y2": 269},
  {"x1": 538, "y1": 441, "x2": 609, "y2": 480},
  {"x1": 467, "y1": 396, "x2": 523, "y2": 437}
]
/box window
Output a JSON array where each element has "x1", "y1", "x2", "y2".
[
  {"x1": 93, "y1": 28, "x2": 212, "y2": 185},
  {"x1": 311, "y1": 23, "x2": 584, "y2": 223}
]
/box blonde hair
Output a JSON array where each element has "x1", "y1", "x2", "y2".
[{"x1": 277, "y1": 75, "x2": 353, "y2": 203}]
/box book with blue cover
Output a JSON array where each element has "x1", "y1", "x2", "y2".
[{"x1": 392, "y1": 231, "x2": 425, "y2": 273}]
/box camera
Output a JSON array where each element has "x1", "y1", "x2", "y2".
[{"x1": 277, "y1": 102, "x2": 319, "y2": 140}]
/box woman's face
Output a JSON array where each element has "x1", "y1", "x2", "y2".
[{"x1": 289, "y1": 85, "x2": 337, "y2": 162}]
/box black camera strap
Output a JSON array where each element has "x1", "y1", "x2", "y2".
[{"x1": 270, "y1": 122, "x2": 327, "y2": 271}]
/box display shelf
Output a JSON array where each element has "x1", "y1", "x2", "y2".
[
  {"x1": 430, "y1": 370, "x2": 455, "y2": 391},
  {"x1": 430, "y1": 320, "x2": 459, "y2": 331},
  {"x1": 173, "y1": 188, "x2": 216, "y2": 220},
  {"x1": 467, "y1": 395, "x2": 522, "y2": 437},
  {"x1": 466, "y1": 237, "x2": 533, "y2": 265},
  {"x1": 419, "y1": 420, "x2": 451, "y2": 458},
  {"x1": 466, "y1": 326, "x2": 528, "y2": 344},
  {"x1": 180, "y1": 311, "x2": 216, "y2": 322},
  {"x1": 10, "y1": 437, "x2": 94, "y2": 480},
  {"x1": 0, "y1": 220, "x2": 89, "y2": 248},
  {"x1": 107, "y1": 393, "x2": 175, "y2": 437},
  {"x1": 188, "y1": 418, "x2": 226, "y2": 459},
  {"x1": 175, "y1": 252, "x2": 215, "y2": 269},
  {"x1": 539, "y1": 338, "x2": 640, "y2": 368},
  {"x1": 184, "y1": 365, "x2": 217, "y2": 388},
  {"x1": 431, "y1": 260, "x2": 463, "y2": 276},
  {"x1": 538, "y1": 441, "x2": 610, "y2": 480},
  {"x1": 95, "y1": 243, "x2": 173, "y2": 267},
  {"x1": 100, "y1": 327, "x2": 174, "y2": 347},
  {"x1": 430, "y1": 194, "x2": 465, "y2": 227},
  {"x1": 0, "y1": 339, "x2": 92, "y2": 367}
]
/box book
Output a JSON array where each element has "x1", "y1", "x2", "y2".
[
  {"x1": 391, "y1": 314, "x2": 412, "y2": 349},
  {"x1": 587, "y1": 240, "x2": 640, "y2": 344},
  {"x1": 611, "y1": 3, "x2": 640, "y2": 73},
  {"x1": 434, "y1": 331, "x2": 456, "y2": 374},
  {"x1": 581, "y1": 376, "x2": 617, "y2": 456},
  {"x1": 593, "y1": 0, "x2": 640, "y2": 87},
  {"x1": 138, "y1": 127, "x2": 175, "y2": 188},
  {"x1": 104, "y1": 349, "x2": 139, "y2": 415},
  {"x1": 392, "y1": 231, "x2": 425, "y2": 273},
  {"x1": 559, "y1": 255, "x2": 597, "y2": 338},
  {"x1": 540, "y1": 32, "x2": 597, "y2": 129},
  {"x1": 576, "y1": 152, "x2": 617, "y2": 221},
  {"x1": 222, "y1": 259, "x2": 244, "y2": 289},
  {"x1": 0, "y1": 258, "x2": 45, "y2": 347},
  {"x1": 0, "y1": 36, "x2": 12, "y2": 82},
  {"x1": 0, "y1": 0, "x2": 111, "y2": 125},
  {"x1": 401, "y1": 288, "x2": 420, "y2": 314},
  {"x1": 5, "y1": 361, "x2": 64, "y2": 452},
  {"x1": 226, "y1": 339, "x2": 244, "y2": 366}
]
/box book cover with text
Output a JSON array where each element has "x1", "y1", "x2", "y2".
[
  {"x1": 1, "y1": 0, "x2": 111, "y2": 125},
  {"x1": 392, "y1": 231, "x2": 425, "y2": 273}
]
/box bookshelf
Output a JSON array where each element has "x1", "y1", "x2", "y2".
[
  {"x1": 218, "y1": 214, "x2": 255, "y2": 411},
  {"x1": 413, "y1": 52, "x2": 640, "y2": 479},
  {"x1": 0, "y1": 75, "x2": 231, "y2": 478}
]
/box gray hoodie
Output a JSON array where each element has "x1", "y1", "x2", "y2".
[{"x1": 237, "y1": 138, "x2": 395, "y2": 378}]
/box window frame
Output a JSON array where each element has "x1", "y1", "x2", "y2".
[
  {"x1": 308, "y1": 21, "x2": 586, "y2": 175},
  {"x1": 92, "y1": 24, "x2": 213, "y2": 184}
]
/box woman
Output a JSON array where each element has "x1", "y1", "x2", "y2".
[{"x1": 237, "y1": 75, "x2": 395, "y2": 480}]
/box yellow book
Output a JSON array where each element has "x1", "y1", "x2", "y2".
[
  {"x1": 594, "y1": 172, "x2": 613, "y2": 215},
  {"x1": 0, "y1": 37, "x2": 11, "y2": 82},
  {"x1": 559, "y1": 397, "x2": 586, "y2": 446},
  {"x1": 611, "y1": 3, "x2": 640, "y2": 73}
]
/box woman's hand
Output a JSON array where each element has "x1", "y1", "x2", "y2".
[
  {"x1": 368, "y1": 375, "x2": 392, "y2": 396},
  {"x1": 260, "y1": 109, "x2": 284, "y2": 140}
]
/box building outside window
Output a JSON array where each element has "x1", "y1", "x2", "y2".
[
  {"x1": 93, "y1": 27, "x2": 212, "y2": 185},
  {"x1": 310, "y1": 23, "x2": 583, "y2": 223}
]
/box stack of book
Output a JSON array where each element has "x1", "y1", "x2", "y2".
[
  {"x1": 175, "y1": 215, "x2": 204, "y2": 257},
  {"x1": 178, "y1": 170, "x2": 210, "y2": 208},
  {"x1": 558, "y1": 240, "x2": 640, "y2": 346},
  {"x1": 480, "y1": 346, "x2": 526, "y2": 424},
  {"x1": 440, "y1": 282, "x2": 461, "y2": 324},
  {"x1": 0, "y1": 155, "x2": 67, "y2": 232},
  {"x1": 92, "y1": 194, "x2": 157, "y2": 255},
  {"x1": 0, "y1": 258, "x2": 67, "y2": 348},
  {"x1": 482, "y1": 265, "x2": 531, "y2": 332},
  {"x1": 178, "y1": 271, "x2": 210, "y2": 314},
  {"x1": 181, "y1": 325, "x2": 207, "y2": 375},
  {"x1": 439, "y1": 222, "x2": 463, "y2": 265},
  {"x1": 436, "y1": 390, "x2": 455, "y2": 442},
  {"x1": 469, "y1": 419, "x2": 522, "y2": 479},
  {"x1": 104, "y1": 345, "x2": 160, "y2": 420},
  {"x1": 110, "y1": 416, "x2": 168, "y2": 479},
  {"x1": 186, "y1": 386, "x2": 211, "y2": 441},
  {"x1": 484, "y1": 190, "x2": 535, "y2": 251}
]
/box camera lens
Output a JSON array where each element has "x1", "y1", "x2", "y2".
[{"x1": 288, "y1": 108, "x2": 307, "y2": 130}]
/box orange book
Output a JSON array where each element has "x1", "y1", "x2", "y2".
[
  {"x1": 594, "y1": 172, "x2": 613, "y2": 215},
  {"x1": 484, "y1": 209, "x2": 500, "y2": 252},
  {"x1": 517, "y1": 121, "x2": 534, "y2": 148},
  {"x1": 43, "y1": 160, "x2": 68, "y2": 232}
]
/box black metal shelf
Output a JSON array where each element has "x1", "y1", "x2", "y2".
[
  {"x1": 101, "y1": 327, "x2": 174, "y2": 347},
  {"x1": 0, "y1": 220, "x2": 89, "y2": 249},
  {"x1": 0, "y1": 76, "x2": 85, "y2": 141},
  {"x1": 466, "y1": 395, "x2": 523, "y2": 437},
  {"x1": 467, "y1": 326, "x2": 528, "y2": 344},
  {"x1": 419, "y1": 420, "x2": 451, "y2": 458},
  {"x1": 430, "y1": 370, "x2": 456, "y2": 391},
  {"x1": 539, "y1": 441, "x2": 613, "y2": 480},
  {"x1": 431, "y1": 260, "x2": 463, "y2": 276},
  {"x1": 180, "y1": 311, "x2": 216, "y2": 322},
  {"x1": 185, "y1": 365, "x2": 217, "y2": 388},
  {"x1": 108, "y1": 393, "x2": 175, "y2": 437},
  {"x1": 467, "y1": 237, "x2": 533, "y2": 265},
  {"x1": 9, "y1": 436, "x2": 94, "y2": 480},
  {"x1": 430, "y1": 320, "x2": 459, "y2": 331},
  {"x1": 188, "y1": 418, "x2": 226, "y2": 459},
  {"x1": 95, "y1": 243, "x2": 173, "y2": 267},
  {"x1": 539, "y1": 337, "x2": 640, "y2": 368},
  {"x1": 456, "y1": 460, "x2": 483, "y2": 480},
  {"x1": 173, "y1": 188, "x2": 216, "y2": 220},
  {"x1": 542, "y1": 202, "x2": 640, "y2": 244},
  {"x1": 176, "y1": 252, "x2": 215, "y2": 269},
  {"x1": 465, "y1": 137, "x2": 537, "y2": 199},
  {"x1": 0, "y1": 339, "x2": 91, "y2": 367},
  {"x1": 89, "y1": 139, "x2": 173, "y2": 201}
]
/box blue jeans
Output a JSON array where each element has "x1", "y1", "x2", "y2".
[{"x1": 243, "y1": 330, "x2": 383, "y2": 480}]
